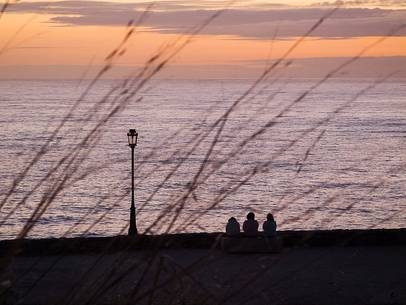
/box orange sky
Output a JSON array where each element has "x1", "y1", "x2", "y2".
[{"x1": 0, "y1": 1, "x2": 405, "y2": 79}]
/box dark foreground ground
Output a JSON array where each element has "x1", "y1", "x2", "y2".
[{"x1": 1, "y1": 229, "x2": 406, "y2": 305}]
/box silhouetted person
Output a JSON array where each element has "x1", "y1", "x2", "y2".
[
  {"x1": 263, "y1": 213, "x2": 277, "y2": 237},
  {"x1": 243, "y1": 212, "x2": 259, "y2": 236},
  {"x1": 226, "y1": 217, "x2": 240, "y2": 235}
]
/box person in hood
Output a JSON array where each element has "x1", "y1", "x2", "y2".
[{"x1": 226, "y1": 217, "x2": 240, "y2": 235}]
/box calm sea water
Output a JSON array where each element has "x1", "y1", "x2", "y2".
[{"x1": 0, "y1": 78, "x2": 405, "y2": 239}]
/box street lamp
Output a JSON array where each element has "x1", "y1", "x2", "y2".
[{"x1": 127, "y1": 129, "x2": 138, "y2": 236}]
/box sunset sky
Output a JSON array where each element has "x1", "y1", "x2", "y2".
[{"x1": 0, "y1": 0, "x2": 405, "y2": 79}]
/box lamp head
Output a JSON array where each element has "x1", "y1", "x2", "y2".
[{"x1": 127, "y1": 129, "x2": 138, "y2": 147}]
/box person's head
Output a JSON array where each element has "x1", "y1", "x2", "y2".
[
  {"x1": 247, "y1": 212, "x2": 255, "y2": 220},
  {"x1": 267, "y1": 213, "x2": 274, "y2": 222},
  {"x1": 228, "y1": 217, "x2": 237, "y2": 223}
]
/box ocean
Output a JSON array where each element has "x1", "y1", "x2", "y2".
[{"x1": 0, "y1": 78, "x2": 405, "y2": 239}]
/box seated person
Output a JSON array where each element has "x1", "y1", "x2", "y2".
[
  {"x1": 243, "y1": 212, "x2": 259, "y2": 236},
  {"x1": 263, "y1": 213, "x2": 277, "y2": 237},
  {"x1": 226, "y1": 217, "x2": 240, "y2": 235}
]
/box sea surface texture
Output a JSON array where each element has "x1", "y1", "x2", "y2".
[{"x1": 0, "y1": 79, "x2": 405, "y2": 239}]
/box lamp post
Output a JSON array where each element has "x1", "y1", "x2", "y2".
[{"x1": 127, "y1": 129, "x2": 138, "y2": 236}]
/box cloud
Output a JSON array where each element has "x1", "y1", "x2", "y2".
[
  {"x1": 8, "y1": 1, "x2": 406, "y2": 39},
  {"x1": 2, "y1": 57, "x2": 406, "y2": 79},
  {"x1": 312, "y1": 0, "x2": 406, "y2": 7}
]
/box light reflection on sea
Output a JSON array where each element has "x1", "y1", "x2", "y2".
[{"x1": 0, "y1": 79, "x2": 405, "y2": 239}]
